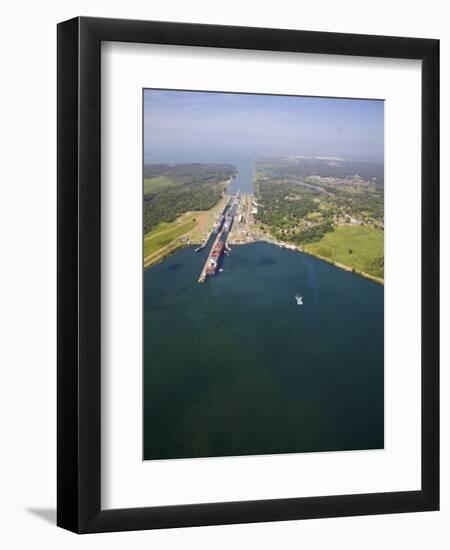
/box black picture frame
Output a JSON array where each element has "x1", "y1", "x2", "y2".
[{"x1": 57, "y1": 16, "x2": 439, "y2": 533}]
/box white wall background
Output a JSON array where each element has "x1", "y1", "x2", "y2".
[{"x1": 0, "y1": 0, "x2": 447, "y2": 548}]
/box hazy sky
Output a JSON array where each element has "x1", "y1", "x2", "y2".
[{"x1": 144, "y1": 89, "x2": 384, "y2": 162}]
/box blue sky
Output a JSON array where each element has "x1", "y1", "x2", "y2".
[{"x1": 143, "y1": 89, "x2": 384, "y2": 162}]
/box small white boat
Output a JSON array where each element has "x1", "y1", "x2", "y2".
[{"x1": 295, "y1": 295, "x2": 303, "y2": 305}]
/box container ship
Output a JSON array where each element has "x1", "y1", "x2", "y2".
[
  {"x1": 198, "y1": 192, "x2": 240, "y2": 283},
  {"x1": 204, "y1": 237, "x2": 225, "y2": 277}
]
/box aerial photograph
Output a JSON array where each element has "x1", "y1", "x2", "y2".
[{"x1": 143, "y1": 89, "x2": 384, "y2": 461}]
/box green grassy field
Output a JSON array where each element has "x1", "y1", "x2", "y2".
[
  {"x1": 144, "y1": 216, "x2": 197, "y2": 259},
  {"x1": 304, "y1": 225, "x2": 384, "y2": 279},
  {"x1": 144, "y1": 176, "x2": 178, "y2": 195}
]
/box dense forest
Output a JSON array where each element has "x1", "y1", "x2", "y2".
[
  {"x1": 144, "y1": 163, "x2": 235, "y2": 184},
  {"x1": 259, "y1": 157, "x2": 384, "y2": 185},
  {"x1": 255, "y1": 177, "x2": 337, "y2": 244},
  {"x1": 143, "y1": 163, "x2": 235, "y2": 233}
]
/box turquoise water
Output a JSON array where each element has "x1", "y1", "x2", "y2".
[{"x1": 143, "y1": 157, "x2": 384, "y2": 460}]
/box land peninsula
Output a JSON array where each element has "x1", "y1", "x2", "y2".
[
  {"x1": 143, "y1": 163, "x2": 235, "y2": 268},
  {"x1": 251, "y1": 156, "x2": 384, "y2": 283}
]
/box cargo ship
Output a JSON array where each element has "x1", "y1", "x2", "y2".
[
  {"x1": 198, "y1": 192, "x2": 241, "y2": 283},
  {"x1": 204, "y1": 238, "x2": 225, "y2": 277},
  {"x1": 198, "y1": 232, "x2": 226, "y2": 282}
]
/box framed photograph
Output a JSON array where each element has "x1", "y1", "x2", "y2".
[{"x1": 57, "y1": 17, "x2": 439, "y2": 533}]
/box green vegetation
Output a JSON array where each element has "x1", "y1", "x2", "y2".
[
  {"x1": 144, "y1": 217, "x2": 197, "y2": 258},
  {"x1": 256, "y1": 179, "x2": 320, "y2": 224},
  {"x1": 254, "y1": 178, "x2": 334, "y2": 244},
  {"x1": 144, "y1": 175, "x2": 178, "y2": 194},
  {"x1": 143, "y1": 163, "x2": 235, "y2": 233},
  {"x1": 143, "y1": 164, "x2": 235, "y2": 269},
  {"x1": 254, "y1": 157, "x2": 384, "y2": 281},
  {"x1": 304, "y1": 225, "x2": 384, "y2": 279},
  {"x1": 258, "y1": 157, "x2": 384, "y2": 184}
]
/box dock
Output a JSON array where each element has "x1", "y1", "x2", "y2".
[
  {"x1": 194, "y1": 242, "x2": 207, "y2": 253},
  {"x1": 198, "y1": 192, "x2": 241, "y2": 283}
]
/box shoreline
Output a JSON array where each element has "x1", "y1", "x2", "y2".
[
  {"x1": 145, "y1": 232, "x2": 384, "y2": 286},
  {"x1": 144, "y1": 180, "x2": 383, "y2": 285},
  {"x1": 144, "y1": 240, "x2": 188, "y2": 270},
  {"x1": 229, "y1": 234, "x2": 384, "y2": 286},
  {"x1": 300, "y1": 247, "x2": 384, "y2": 285},
  {"x1": 143, "y1": 182, "x2": 232, "y2": 270}
]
